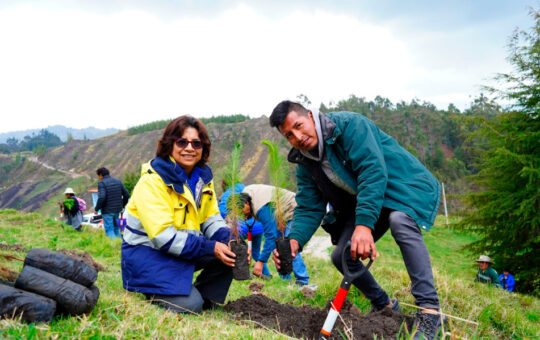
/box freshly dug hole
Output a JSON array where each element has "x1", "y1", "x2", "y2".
[{"x1": 225, "y1": 294, "x2": 413, "y2": 340}]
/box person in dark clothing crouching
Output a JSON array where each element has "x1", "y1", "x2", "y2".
[{"x1": 270, "y1": 101, "x2": 444, "y2": 340}]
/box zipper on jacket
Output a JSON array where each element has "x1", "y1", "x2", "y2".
[{"x1": 183, "y1": 206, "x2": 189, "y2": 225}]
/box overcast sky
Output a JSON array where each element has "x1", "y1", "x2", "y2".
[{"x1": 0, "y1": 0, "x2": 535, "y2": 133}]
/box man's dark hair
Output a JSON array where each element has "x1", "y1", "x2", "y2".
[
  {"x1": 269, "y1": 100, "x2": 310, "y2": 128},
  {"x1": 227, "y1": 192, "x2": 252, "y2": 217},
  {"x1": 96, "y1": 167, "x2": 110, "y2": 176},
  {"x1": 156, "y1": 115, "x2": 211, "y2": 167}
]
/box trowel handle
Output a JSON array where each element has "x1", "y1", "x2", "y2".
[{"x1": 318, "y1": 242, "x2": 374, "y2": 340}]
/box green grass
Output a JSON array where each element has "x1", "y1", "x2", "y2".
[{"x1": 1, "y1": 210, "x2": 539, "y2": 339}]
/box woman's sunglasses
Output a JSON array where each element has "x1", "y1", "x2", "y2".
[{"x1": 175, "y1": 138, "x2": 203, "y2": 149}]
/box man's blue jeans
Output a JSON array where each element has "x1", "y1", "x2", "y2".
[
  {"x1": 250, "y1": 233, "x2": 272, "y2": 276},
  {"x1": 257, "y1": 205, "x2": 310, "y2": 284},
  {"x1": 241, "y1": 230, "x2": 271, "y2": 276},
  {"x1": 102, "y1": 213, "x2": 121, "y2": 239}
]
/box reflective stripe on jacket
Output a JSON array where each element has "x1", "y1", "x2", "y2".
[{"x1": 121, "y1": 157, "x2": 230, "y2": 295}]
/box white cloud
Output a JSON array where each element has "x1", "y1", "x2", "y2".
[{"x1": 0, "y1": 3, "x2": 519, "y2": 132}]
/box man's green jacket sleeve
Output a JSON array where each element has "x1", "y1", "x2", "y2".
[
  {"x1": 288, "y1": 165, "x2": 327, "y2": 249},
  {"x1": 332, "y1": 114, "x2": 388, "y2": 229}
]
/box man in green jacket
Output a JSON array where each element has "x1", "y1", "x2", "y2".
[
  {"x1": 270, "y1": 101, "x2": 443, "y2": 340},
  {"x1": 474, "y1": 255, "x2": 502, "y2": 288}
]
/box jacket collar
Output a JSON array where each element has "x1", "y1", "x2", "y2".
[
  {"x1": 150, "y1": 156, "x2": 213, "y2": 194},
  {"x1": 288, "y1": 113, "x2": 337, "y2": 165}
]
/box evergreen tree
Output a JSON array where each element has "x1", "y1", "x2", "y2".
[
  {"x1": 460, "y1": 10, "x2": 540, "y2": 295},
  {"x1": 123, "y1": 166, "x2": 142, "y2": 195}
]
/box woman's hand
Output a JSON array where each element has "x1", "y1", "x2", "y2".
[{"x1": 214, "y1": 242, "x2": 236, "y2": 267}]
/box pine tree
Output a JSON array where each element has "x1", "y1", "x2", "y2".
[{"x1": 461, "y1": 9, "x2": 540, "y2": 295}]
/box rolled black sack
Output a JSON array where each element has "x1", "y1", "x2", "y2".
[
  {"x1": 15, "y1": 266, "x2": 98, "y2": 315},
  {"x1": 24, "y1": 248, "x2": 97, "y2": 287},
  {"x1": 0, "y1": 283, "x2": 57, "y2": 323}
]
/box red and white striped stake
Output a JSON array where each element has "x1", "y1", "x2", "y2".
[
  {"x1": 319, "y1": 243, "x2": 373, "y2": 340},
  {"x1": 246, "y1": 220, "x2": 254, "y2": 251},
  {"x1": 247, "y1": 230, "x2": 252, "y2": 250}
]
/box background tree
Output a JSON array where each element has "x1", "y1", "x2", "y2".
[
  {"x1": 460, "y1": 9, "x2": 540, "y2": 295},
  {"x1": 123, "y1": 166, "x2": 142, "y2": 195}
]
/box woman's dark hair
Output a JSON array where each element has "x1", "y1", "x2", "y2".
[
  {"x1": 156, "y1": 115, "x2": 211, "y2": 167},
  {"x1": 269, "y1": 100, "x2": 310, "y2": 128}
]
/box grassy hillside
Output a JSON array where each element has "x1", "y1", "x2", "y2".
[
  {"x1": 1, "y1": 210, "x2": 538, "y2": 339},
  {"x1": 0, "y1": 117, "x2": 292, "y2": 219},
  {"x1": 1, "y1": 99, "x2": 488, "y2": 220}
]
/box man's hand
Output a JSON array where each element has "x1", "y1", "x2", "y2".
[
  {"x1": 253, "y1": 261, "x2": 264, "y2": 277},
  {"x1": 272, "y1": 239, "x2": 299, "y2": 270},
  {"x1": 351, "y1": 225, "x2": 376, "y2": 260},
  {"x1": 214, "y1": 242, "x2": 236, "y2": 267}
]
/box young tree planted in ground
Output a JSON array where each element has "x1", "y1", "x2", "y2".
[{"x1": 460, "y1": 9, "x2": 540, "y2": 295}]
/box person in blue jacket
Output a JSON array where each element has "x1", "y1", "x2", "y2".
[
  {"x1": 269, "y1": 100, "x2": 443, "y2": 340},
  {"x1": 498, "y1": 269, "x2": 515, "y2": 292},
  {"x1": 121, "y1": 115, "x2": 249, "y2": 315},
  {"x1": 218, "y1": 181, "x2": 271, "y2": 279},
  {"x1": 229, "y1": 184, "x2": 310, "y2": 286}
]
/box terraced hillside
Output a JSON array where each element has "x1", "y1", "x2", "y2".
[{"x1": 0, "y1": 116, "x2": 290, "y2": 219}]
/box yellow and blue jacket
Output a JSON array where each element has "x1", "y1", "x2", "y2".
[{"x1": 121, "y1": 156, "x2": 230, "y2": 295}]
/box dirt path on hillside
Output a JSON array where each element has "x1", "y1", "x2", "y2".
[
  {"x1": 27, "y1": 156, "x2": 85, "y2": 179},
  {"x1": 302, "y1": 235, "x2": 333, "y2": 260}
]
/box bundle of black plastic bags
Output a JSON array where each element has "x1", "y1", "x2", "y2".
[{"x1": 0, "y1": 248, "x2": 100, "y2": 323}]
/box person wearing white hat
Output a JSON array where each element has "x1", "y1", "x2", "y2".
[
  {"x1": 474, "y1": 255, "x2": 501, "y2": 288},
  {"x1": 60, "y1": 187, "x2": 83, "y2": 232}
]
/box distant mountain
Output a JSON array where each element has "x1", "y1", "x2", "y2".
[{"x1": 0, "y1": 125, "x2": 119, "y2": 143}]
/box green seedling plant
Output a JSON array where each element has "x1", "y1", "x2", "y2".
[
  {"x1": 261, "y1": 140, "x2": 290, "y2": 237},
  {"x1": 224, "y1": 141, "x2": 244, "y2": 242},
  {"x1": 224, "y1": 142, "x2": 250, "y2": 280},
  {"x1": 262, "y1": 140, "x2": 294, "y2": 275}
]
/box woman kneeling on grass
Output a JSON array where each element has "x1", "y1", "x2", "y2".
[{"x1": 121, "y1": 115, "x2": 247, "y2": 314}]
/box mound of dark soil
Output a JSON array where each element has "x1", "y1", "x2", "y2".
[{"x1": 225, "y1": 294, "x2": 413, "y2": 340}]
